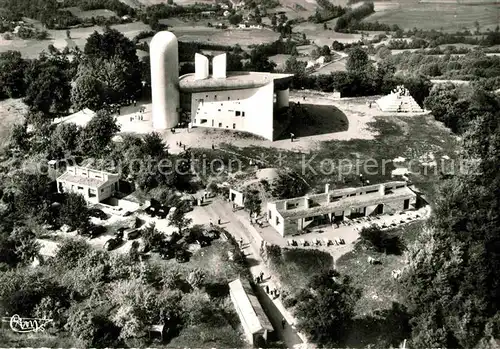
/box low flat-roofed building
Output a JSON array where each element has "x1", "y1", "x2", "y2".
[
  {"x1": 56, "y1": 166, "x2": 120, "y2": 204},
  {"x1": 229, "y1": 278, "x2": 273, "y2": 346},
  {"x1": 267, "y1": 181, "x2": 417, "y2": 236}
]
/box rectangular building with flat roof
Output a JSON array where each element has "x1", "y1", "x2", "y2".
[
  {"x1": 267, "y1": 181, "x2": 417, "y2": 236},
  {"x1": 56, "y1": 166, "x2": 119, "y2": 204},
  {"x1": 229, "y1": 278, "x2": 273, "y2": 346}
]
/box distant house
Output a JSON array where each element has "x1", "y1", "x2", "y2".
[
  {"x1": 201, "y1": 11, "x2": 215, "y2": 16},
  {"x1": 229, "y1": 279, "x2": 273, "y2": 345},
  {"x1": 223, "y1": 10, "x2": 231, "y2": 17},
  {"x1": 56, "y1": 166, "x2": 120, "y2": 204}
]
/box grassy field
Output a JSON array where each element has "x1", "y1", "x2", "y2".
[
  {"x1": 139, "y1": 25, "x2": 280, "y2": 47},
  {"x1": 0, "y1": 21, "x2": 153, "y2": 58},
  {"x1": 266, "y1": 247, "x2": 334, "y2": 292},
  {"x1": 367, "y1": 1, "x2": 500, "y2": 32},
  {"x1": 293, "y1": 22, "x2": 382, "y2": 46},
  {"x1": 336, "y1": 221, "x2": 424, "y2": 347},
  {"x1": 220, "y1": 109, "x2": 459, "y2": 199},
  {"x1": 63, "y1": 7, "x2": 118, "y2": 19},
  {"x1": 311, "y1": 57, "x2": 347, "y2": 75}
]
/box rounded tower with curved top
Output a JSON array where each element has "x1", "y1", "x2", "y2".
[{"x1": 150, "y1": 31, "x2": 180, "y2": 130}]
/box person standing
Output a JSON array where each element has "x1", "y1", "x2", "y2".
[
  {"x1": 290, "y1": 133, "x2": 295, "y2": 142},
  {"x1": 281, "y1": 317, "x2": 286, "y2": 329},
  {"x1": 259, "y1": 271, "x2": 264, "y2": 281},
  {"x1": 265, "y1": 285, "x2": 269, "y2": 294}
]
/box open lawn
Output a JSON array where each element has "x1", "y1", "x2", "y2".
[
  {"x1": 269, "y1": 53, "x2": 308, "y2": 68},
  {"x1": 366, "y1": 1, "x2": 500, "y2": 32},
  {"x1": 311, "y1": 57, "x2": 347, "y2": 75},
  {"x1": 335, "y1": 221, "x2": 424, "y2": 347},
  {"x1": 294, "y1": 22, "x2": 383, "y2": 46},
  {"x1": 266, "y1": 247, "x2": 334, "y2": 292},
  {"x1": 62, "y1": 7, "x2": 118, "y2": 19},
  {"x1": 139, "y1": 25, "x2": 280, "y2": 47},
  {"x1": 336, "y1": 221, "x2": 423, "y2": 316},
  {"x1": 0, "y1": 99, "x2": 27, "y2": 148}
]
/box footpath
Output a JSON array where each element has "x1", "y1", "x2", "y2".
[{"x1": 197, "y1": 199, "x2": 315, "y2": 349}]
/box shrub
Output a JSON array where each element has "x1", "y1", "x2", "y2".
[{"x1": 359, "y1": 225, "x2": 403, "y2": 254}]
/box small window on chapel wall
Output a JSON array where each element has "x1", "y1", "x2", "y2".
[
  {"x1": 242, "y1": 112, "x2": 245, "y2": 117},
  {"x1": 235, "y1": 111, "x2": 241, "y2": 116}
]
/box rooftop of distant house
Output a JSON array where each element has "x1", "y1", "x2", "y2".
[
  {"x1": 57, "y1": 166, "x2": 119, "y2": 189},
  {"x1": 270, "y1": 181, "x2": 416, "y2": 220},
  {"x1": 179, "y1": 71, "x2": 294, "y2": 92}
]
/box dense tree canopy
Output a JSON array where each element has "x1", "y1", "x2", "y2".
[
  {"x1": 403, "y1": 92, "x2": 500, "y2": 348},
  {"x1": 295, "y1": 269, "x2": 361, "y2": 346},
  {"x1": 23, "y1": 54, "x2": 72, "y2": 114},
  {"x1": 0, "y1": 51, "x2": 27, "y2": 99}
]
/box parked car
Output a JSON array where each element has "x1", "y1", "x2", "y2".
[
  {"x1": 124, "y1": 228, "x2": 141, "y2": 240},
  {"x1": 89, "y1": 225, "x2": 106, "y2": 238},
  {"x1": 159, "y1": 246, "x2": 175, "y2": 260},
  {"x1": 89, "y1": 208, "x2": 108, "y2": 220},
  {"x1": 175, "y1": 249, "x2": 189, "y2": 263},
  {"x1": 104, "y1": 237, "x2": 122, "y2": 251}
]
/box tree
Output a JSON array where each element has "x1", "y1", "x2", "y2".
[
  {"x1": 10, "y1": 123, "x2": 30, "y2": 152},
  {"x1": 403, "y1": 92, "x2": 500, "y2": 348},
  {"x1": 112, "y1": 304, "x2": 146, "y2": 340},
  {"x1": 33, "y1": 296, "x2": 68, "y2": 329},
  {"x1": 228, "y1": 13, "x2": 243, "y2": 25},
  {"x1": 79, "y1": 110, "x2": 120, "y2": 157},
  {"x1": 187, "y1": 268, "x2": 206, "y2": 289},
  {"x1": 58, "y1": 192, "x2": 90, "y2": 230},
  {"x1": 23, "y1": 55, "x2": 71, "y2": 114},
  {"x1": 12, "y1": 172, "x2": 53, "y2": 223},
  {"x1": 294, "y1": 270, "x2": 361, "y2": 346},
  {"x1": 65, "y1": 304, "x2": 119, "y2": 347},
  {"x1": 49, "y1": 122, "x2": 81, "y2": 159},
  {"x1": 141, "y1": 132, "x2": 167, "y2": 158},
  {"x1": 71, "y1": 75, "x2": 106, "y2": 111},
  {"x1": 285, "y1": 56, "x2": 307, "y2": 80},
  {"x1": 272, "y1": 171, "x2": 309, "y2": 199},
  {"x1": 168, "y1": 208, "x2": 192, "y2": 235},
  {"x1": 56, "y1": 239, "x2": 91, "y2": 269},
  {"x1": 10, "y1": 226, "x2": 40, "y2": 265},
  {"x1": 346, "y1": 46, "x2": 370, "y2": 74},
  {"x1": 271, "y1": 14, "x2": 277, "y2": 26},
  {"x1": 142, "y1": 224, "x2": 164, "y2": 250},
  {"x1": 0, "y1": 50, "x2": 27, "y2": 98},
  {"x1": 84, "y1": 28, "x2": 138, "y2": 63},
  {"x1": 244, "y1": 189, "x2": 262, "y2": 218}
]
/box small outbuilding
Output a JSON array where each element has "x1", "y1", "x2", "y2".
[{"x1": 229, "y1": 188, "x2": 245, "y2": 207}]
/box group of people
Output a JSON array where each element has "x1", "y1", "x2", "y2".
[
  {"x1": 176, "y1": 141, "x2": 186, "y2": 150},
  {"x1": 209, "y1": 217, "x2": 222, "y2": 226},
  {"x1": 393, "y1": 85, "x2": 410, "y2": 97}
]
